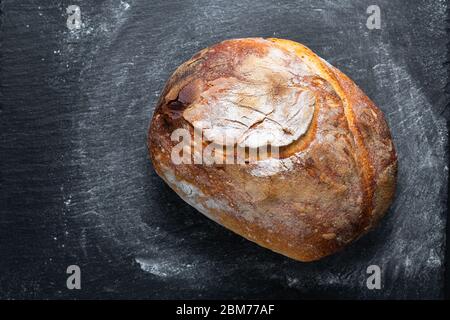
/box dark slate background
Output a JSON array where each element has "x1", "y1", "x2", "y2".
[{"x1": 1, "y1": 0, "x2": 448, "y2": 299}]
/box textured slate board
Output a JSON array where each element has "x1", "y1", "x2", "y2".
[{"x1": 0, "y1": 0, "x2": 448, "y2": 299}]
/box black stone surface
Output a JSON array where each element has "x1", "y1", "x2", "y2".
[{"x1": 0, "y1": 0, "x2": 448, "y2": 299}]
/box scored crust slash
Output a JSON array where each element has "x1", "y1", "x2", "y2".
[{"x1": 148, "y1": 38, "x2": 397, "y2": 262}]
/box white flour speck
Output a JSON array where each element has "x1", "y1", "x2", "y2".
[{"x1": 120, "y1": 1, "x2": 130, "y2": 10}]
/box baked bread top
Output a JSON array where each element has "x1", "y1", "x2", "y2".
[{"x1": 148, "y1": 38, "x2": 397, "y2": 261}]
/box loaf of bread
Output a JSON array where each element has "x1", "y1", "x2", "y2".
[{"x1": 148, "y1": 38, "x2": 397, "y2": 261}]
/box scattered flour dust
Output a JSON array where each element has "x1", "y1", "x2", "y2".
[
  {"x1": 120, "y1": 1, "x2": 130, "y2": 10},
  {"x1": 135, "y1": 257, "x2": 194, "y2": 278}
]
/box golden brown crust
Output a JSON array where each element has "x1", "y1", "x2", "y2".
[{"x1": 148, "y1": 38, "x2": 397, "y2": 262}]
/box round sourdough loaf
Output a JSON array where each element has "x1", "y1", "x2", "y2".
[{"x1": 148, "y1": 38, "x2": 397, "y2": 261}]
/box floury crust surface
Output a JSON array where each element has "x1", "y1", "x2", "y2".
[{"x1": 149, "y1": 38, "x2": 397, "y2": 262}]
